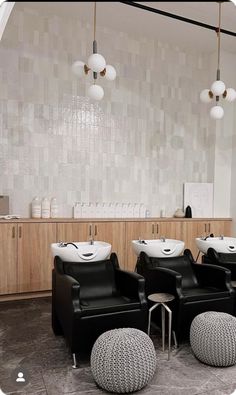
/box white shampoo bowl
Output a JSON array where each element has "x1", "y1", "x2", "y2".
[
  {"x1": 196, "y1": 237, "x2": 236, "y2": 255},
  {"x1": 51, "y1": 241, "x2": 111, "y2": 262},
  {"x1": 132, "y1": 239, "x2": 185, "y2": 258}
]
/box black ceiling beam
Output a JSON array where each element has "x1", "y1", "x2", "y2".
[{"x1": 120, "y1": 1, "x2": 236, "y2": 38}]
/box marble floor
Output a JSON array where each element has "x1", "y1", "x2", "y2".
[{"x1": 0, "y1": 298, "x2": 236, "y2": 395}]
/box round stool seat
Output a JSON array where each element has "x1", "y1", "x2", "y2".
[
  {"x1": 148, "y1": 293, "x2": 175, "y2": 303},
  {"x1": 90, "y1": 328, "x2": 157, "y2": 393},
  {"x1": 190, "y1": 311, "x2": 236, "y2": 367}
]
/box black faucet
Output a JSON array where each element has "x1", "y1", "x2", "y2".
[
  {"x1": 203, "y1": 233, "x2": 214, "y2": 241},
  {"x1": 138, "y1": 238, "x2": 147, "y2": 244},
  {"x1": 58, "y1": 242, "x2": 78, "y2": 249}
]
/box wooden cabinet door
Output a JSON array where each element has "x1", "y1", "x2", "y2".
[
  {"x1": 57, "y1": 222, "x2": 89, "y2": 242},
  {"x1": 156, "y1": 221, "x2": 183, "y2": 240},
  {"x1": 183, "y1": 220, "x2": 211, "y2": 262},
  {"x1": 0, "y1": 224, "x2": 18, "y2": 295},
  {"x1": 208, "y1": 220, "x2": 232, "y2": 237},
  {"x1": 221, "y1": 220, "x2": 232, "y2": 236},
  {"x1": 182, "y1": 221, "x2": 204, "y2": 261},
  {"x1": 93, "y1": 221, "x2": 126, "y2": 269},
  {"x1": 17, "y1": 223, "x2": 57, "y2": 292},
  {"x1": 196, "y1": 220, "x2": 231, "y2": 238}
]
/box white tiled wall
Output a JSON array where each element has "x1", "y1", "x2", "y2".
[{"x1": 0, "y1": 5, "x2": 214, "y2": 218}]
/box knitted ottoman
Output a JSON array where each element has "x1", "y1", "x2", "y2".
[
  {"x1": 90, "y1": 328, "x2": 157, "y2": 393},
  {"x1": 190, "y1": 311, "x2": 236, "y2": 367}
]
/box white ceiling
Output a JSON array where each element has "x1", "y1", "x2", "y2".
[{"x1": 15, "y1": 1, "x2": 236, "y2": 53}]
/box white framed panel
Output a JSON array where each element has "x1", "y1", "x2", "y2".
[{"x1": 184, "y1": 183, "x2": 214, "y2": 218}]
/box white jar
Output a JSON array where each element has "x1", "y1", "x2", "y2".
[
  {"x1": 51, "y1": 197, "x2": 59, "y2": 218},
  {"x1": 31, "y1": 197, "x2": 41, "y2": 218},
  {"x1": 41, "y1": 197, "x2": 50, "y2": 218}
]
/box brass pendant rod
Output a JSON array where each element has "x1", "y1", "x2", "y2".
[{"x1": 93, "y1": 2, "x2": 97, "y2": 81}]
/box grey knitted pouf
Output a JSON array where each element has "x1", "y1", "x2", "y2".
[
  {"x1": 190, "y1": 311, "x2": 236, "y2": 367},
  {"x1": 90, "y1": 328, "x2": 157, "y2": 393}
]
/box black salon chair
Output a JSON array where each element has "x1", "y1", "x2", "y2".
[
  {"x1": 203, "y1": 247, "x2": 236, "y2": 313},
  {"x1": 203, "y1": 248, "x2": 236, "y2": 282},
  {"x1": 136, "y1": 249, "x2": 234, "y2": 343},
  {"x1": 52, "y1": 252, "x2": 148, "y2": 367}
]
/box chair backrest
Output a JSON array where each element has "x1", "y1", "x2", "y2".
[
  {"x1": 207, "y1": 247, "x2": 236, "y2": 264},
  {"x1": 138, "y1": 251, "x2": 198, "y2": 289},
  {"x1": 61, "y1": 257, "x2": 118, "y2": 299}
]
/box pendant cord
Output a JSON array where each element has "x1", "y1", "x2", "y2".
[
  {"x1": 217, "y1": 2, "x2": 221, "y2": 71},
  {"x1": 93, "y1": 2, "x2": 96, "y2": 42}
]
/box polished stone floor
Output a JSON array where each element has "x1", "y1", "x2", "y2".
[{"x1": 1, "y1": 298, "x2": 236, "y2": 395}]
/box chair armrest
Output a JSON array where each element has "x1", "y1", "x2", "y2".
[
  {"x1": 144, "y1": 267, "x2": 184, "y2": 299},
  {"x1": 215, "y1": 263, "x2": 236, "y2": 278},
  {"x1": 53, "y1": 269, "x2": 82, "y2": 314},
  {"x1": 115, "y1": 269, "x2": 147, "y2": 308},
  {"x1": 193, "y1": 263, "x2": 233, "y2": 291},
  {"x1": 205, "y1": 259, "x2": 236, "y2": 275}
]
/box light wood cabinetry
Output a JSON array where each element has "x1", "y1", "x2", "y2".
[
  {"x1": 159, "y1": 221, "x2": 182, "y2": 239},
  {"x1": 0, "y1": 222, "x2": 57, "y2": 296},
  {"x1": 57, "y1": 221, "x2": 126, "y2": 268},
  {"x1": 92, "y1": 221, "x2": 126, "y2": 268},
  {"x1": 0, "y1": 217, "x2": 232, "y2": 299},
  {"x1": 17, "y1": 223, "x2": 57, "y2": 292},
  {"x1": 126, "y1": 221, "x2": 155, "y2": 272},
  {"x1": 57, "y1": 222, "x2": 89, "y2": 243},
  {"x1": 204, "y1": 220, "x2": 231, "y2": 237},
  {"x1": 0, "y1": 223, "x2": 18, "y2": 294}
]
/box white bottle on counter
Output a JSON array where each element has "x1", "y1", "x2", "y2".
[
  {"x1": 31, "y1": 197, "x2": 41, "y2": 218},
  {"x1": 51, "y1": 197, "x2": 59, "y2": 218},
  {"x1": 73, "y1": 202, "x2": 81, "y2": 218},
  {"x1": 139, "y1": 204, "x2": 146, "y2": 218},
  {"x1": 41, "y1": 197, "x2": 50, "y2": 218}
]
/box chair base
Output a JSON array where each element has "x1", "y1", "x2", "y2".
[{"x1": 72, "y1": 353, "x2": 79, "y2": 369}]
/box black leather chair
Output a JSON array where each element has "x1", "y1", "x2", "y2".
[
  {"x1": 52, "y1": 252, "x2": 148, "y2": 367},
  {"x1": 203, "y1": 248, "x2": 236, "y2": 281},
  {"x1": 203, "y1": 247, "x2": 236, "y2": 314},
  {"x1": 136, "y1": 249, "x2": 234, "y2": 343}
]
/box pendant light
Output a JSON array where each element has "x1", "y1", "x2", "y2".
[
  {"x1": 72, "y1": 2, "x2": 116, "y2": 101},
  {"x1": 200, "y1": 2, "x2": 236, "y2": 119}
]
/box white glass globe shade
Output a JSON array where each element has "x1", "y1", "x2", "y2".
[
  {"x1": 211, "y1": 80, "x2": 226, "y2": 96},
  {"x1": 210, "y1": 105, "x2": 224, "y2": 120},
  {"x1": 105, "y1": 65, "x2": 117, "y2": 81},
  {"x1": 200, "y1": 89, "x2": 213, "y2": 103},
  {"x1": 88, "y1": 84, "x2": 104, "y2": 101},
  {"x1": 224, "y1": 88, "x2": 236, "y2": 102},
  {"x1": 71, "y1": 60, "x2": 85, "y2": 78},
  {"x1": 88, "y1": 53, "x2": 106, "y2": 73}
]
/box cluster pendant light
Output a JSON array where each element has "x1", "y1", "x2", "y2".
[
  {"x1": 72, "y1": 2, "x2": 116, "y2": 100},
  {"x1": 200, "y1": 2, "x2": 236, "y2": 119}
]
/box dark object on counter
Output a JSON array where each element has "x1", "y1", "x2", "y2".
[{"x1": 185, "y1": 205, "x2": 192, "y2": 218}]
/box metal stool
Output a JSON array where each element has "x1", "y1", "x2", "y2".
[{"x1": 148, "y1": 293, "x2": 175, "y2": 360}]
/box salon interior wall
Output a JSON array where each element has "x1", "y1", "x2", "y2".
[{"x1": 0, "y1": 4, "x2": 228, "y2": 218}]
